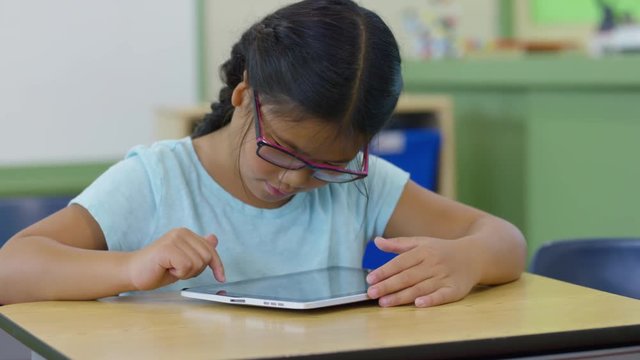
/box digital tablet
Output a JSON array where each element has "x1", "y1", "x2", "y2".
[{"x1": 181, "y1": 266, "x2": 371, "y2": 310}]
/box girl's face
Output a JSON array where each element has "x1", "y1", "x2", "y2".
[{"x1": 236, "y1": 95, "x2": 365, "y2": 209}]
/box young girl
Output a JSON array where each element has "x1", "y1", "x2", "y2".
[{"x1": 0, "y1": 0, "x2": 526, "y2": 307}]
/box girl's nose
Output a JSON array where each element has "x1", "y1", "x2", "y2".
[{"x1": 279, "y1": 167, "x2": 315, "y2": 189}]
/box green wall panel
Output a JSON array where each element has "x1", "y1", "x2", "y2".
[
  {"x1": 448, "y1": 91, "x2": 526, "y2": 233},
  {"x1": 0, "y1": 162, "x2": 113, "y2": 197},
  {"x1": 527, "y1": 91, "x2": 640, "y2": 252},
  {"x1": 403, "y1": 57, "x2": 640, "y2": 261},
  {"x1": 532, "y1": 0, "x2": 640, "y2": 25}
]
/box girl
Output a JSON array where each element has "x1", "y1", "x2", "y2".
[{"x1": 0, "y1": 0, "x2": 526, "y2": 306}]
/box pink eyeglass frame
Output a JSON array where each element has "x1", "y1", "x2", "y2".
[{"x1": 252, "y1": 90, "x2": 369, "y2": 182}]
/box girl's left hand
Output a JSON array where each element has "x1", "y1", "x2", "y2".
[{"x1": 365, "y1": 236, "x2": 481, "y2": 308}]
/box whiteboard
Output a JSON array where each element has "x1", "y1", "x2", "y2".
[{"x1": 0, "y1": 0, "x2": 197, "y2": 165}]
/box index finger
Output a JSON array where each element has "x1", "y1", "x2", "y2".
[{"x1": 205, "y1": 235, "x2": 225, "y2": 282}]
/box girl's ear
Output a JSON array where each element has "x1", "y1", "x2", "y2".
[{"x1": 230, "y1": 71, "x2": 250, "y2": 107}]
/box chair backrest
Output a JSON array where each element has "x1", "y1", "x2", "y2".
[
  {"x1": 529, "y1": 238, "x2": 640, "y2": 299},
  {"x1": 0, "y1": 196, "x2": 71, "y2": 247}
]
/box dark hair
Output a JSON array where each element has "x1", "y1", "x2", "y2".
[{"x1": 192, "y1": 0, "x2": 402, "y2": 140}]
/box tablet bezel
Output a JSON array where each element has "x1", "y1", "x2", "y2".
[{"x1": 180, "y1": 266, "x2": 372, "y2": 310}]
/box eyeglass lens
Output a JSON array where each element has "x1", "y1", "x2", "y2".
[{"x1": 257, "y1": 144, "x2": 363, "y2": 183}]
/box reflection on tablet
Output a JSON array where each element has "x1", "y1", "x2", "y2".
[{"x1": 181, "y1": 266, "x2": 371, "y2": 310}]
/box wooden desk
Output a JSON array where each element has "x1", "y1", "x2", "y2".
[{"x1": 1, "y1": 274, "x2": 639, "y2": 359}]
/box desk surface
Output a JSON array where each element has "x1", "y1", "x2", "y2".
[{"x1": 1, "y1": 273, "x2": 640, "y2": 359}]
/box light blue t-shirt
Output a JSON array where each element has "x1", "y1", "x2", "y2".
[{"x1": 71, "y1": 137, "x2": 409, "y2": 291}]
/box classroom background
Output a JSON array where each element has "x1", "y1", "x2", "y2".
[{"x1": 1, "y1": 0, "x2": 640, "y2": 263}]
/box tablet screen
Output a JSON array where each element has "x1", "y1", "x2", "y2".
[{"x1": 184, "y1": 266, "x2": 370, "y2": 303}]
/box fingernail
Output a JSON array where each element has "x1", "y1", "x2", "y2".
[
  {"x1": 366, "y1": 273, "x2": 376, "y2": 284},
  {"x1": 379, "y1": 297, "x2": 391, "y2": 307},
  {"x1": 216, "y1": 270, "x2": 225, "y2": 282}
]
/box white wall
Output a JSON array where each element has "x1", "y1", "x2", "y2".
[
  {"x1": 203, "y1": 0, "x2": 498, "y2": 101},
  {"x1": 203, "y1": 0, "x2": 291, "y2": 102},
  {"x1": 0, "y1": 0, "x2": 197, "y2": 165}
]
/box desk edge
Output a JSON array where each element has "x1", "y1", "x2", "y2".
[
  {"x1": 0, "y1": 314, "x2": 68, "y2": 360},
  {"x1": 1, "y1": 314, "x2": 639, "y2": 359},
  {"x1": 265, "y1": 323, "x2": 640, "y2": 360}
]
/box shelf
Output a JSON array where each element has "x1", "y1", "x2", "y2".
[{"x1": 402, "y1": 56, "x2": 640, "y2": 90}]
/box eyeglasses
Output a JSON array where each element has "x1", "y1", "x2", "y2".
[{"x1": 252, "y1": 90, "x2": 368, "y2": 183}]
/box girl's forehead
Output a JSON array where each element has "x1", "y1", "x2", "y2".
[{"x1": 261, "y1": 111, "x2": 365, "y2": 163}]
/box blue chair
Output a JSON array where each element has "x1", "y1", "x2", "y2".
[
  {"x1": 0, "y1": 196, "x2": 71, "y2": 247},
  {"x1": 529, "y1": 238, "x2": 640, "y2": 299}
]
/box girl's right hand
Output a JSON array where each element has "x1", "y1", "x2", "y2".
[{"x1": 127, "y1": 228, "x2": 225, "y2": 291}]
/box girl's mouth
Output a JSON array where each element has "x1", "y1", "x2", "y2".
[{"x1": 265, "y1": 182, "x2": 293, "y2": 198}]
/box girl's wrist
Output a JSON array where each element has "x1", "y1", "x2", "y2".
[
  {"x1": 455, "y1": 235, "x2": 486, "y2": 286},
  {"x1": 456, "y1": 217, "x2": 527, "y2": 285},
  {"x1": 117, "y1": 251, "x2": 140, "y2": 293}
]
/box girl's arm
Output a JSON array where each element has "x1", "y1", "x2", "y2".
[
  {"x1": 0, "y1": 205, "x2": 224, "y2": 305},
  {"x1": 365, "y1": 180, "x2": 526, "y2": 307}
]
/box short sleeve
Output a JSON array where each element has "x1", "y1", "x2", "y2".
[
  {"x1": 363, "y1": 156, "x2": 410, "y2": 237},
  {"x1": 70, "y1": 156, "x2": 157, "y2": 252}
]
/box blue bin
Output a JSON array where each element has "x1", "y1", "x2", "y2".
[
  {"x1": 362, "y1": 239, "x2": 397, "y2": 270},
  {"x1": 364, "y1": 128, "x2": 441, "y2": 268},
  {"x1": 370, "y1": 128, "x2": 441, "y2": 191}
]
